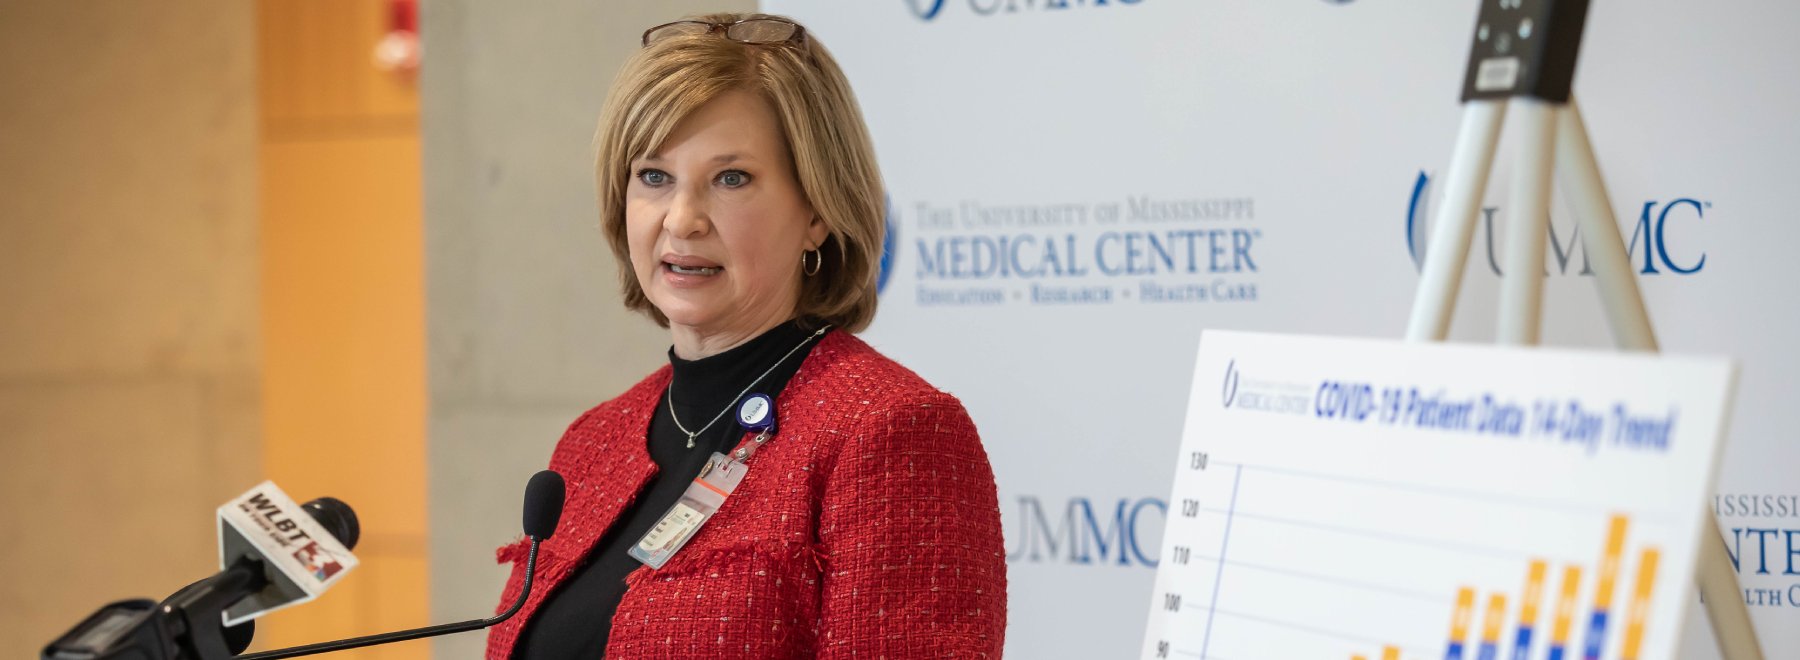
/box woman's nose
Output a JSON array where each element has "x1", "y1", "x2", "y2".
[{"x1": 664, "y1": 185, "x2": 712, "y2": 238}]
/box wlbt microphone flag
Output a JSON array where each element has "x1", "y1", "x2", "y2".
[
  {"x1": 43, "y1": 484, "x2": 360, "y2": 660},
  {"x1": 217, "y1": 481, "x2": 360, "y2": 625}
]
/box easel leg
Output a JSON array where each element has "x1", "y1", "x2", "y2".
[
  {"x1": 1692, "y1": 517, "x2": 1764, "y2": 658},
  {"x1": 1697, "y1": 523, "x2": 1765, "y2": 658},
  {"x1": 1406, "y1": 99, "x2": 1508, "y2": 342},
  {"x1": 1496, "y1": 98, "x2": 1558, "y2": 346},
  {"x1": 1554, "y1": 96, "x2": 1763, "y2": 659},
  {"x1": 1554, "y1": 98, "x2": 1658, "y2": 352}
]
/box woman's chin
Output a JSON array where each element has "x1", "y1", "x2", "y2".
[
  {"x1": 657, "y1": 301, "x2": 798, "y2": 343},
  {"x1": 653, "y1": 298, "x2": 733, "y2": 330},
  {"x1": 657, "y1": 306, "x2": 715, "y2": 331}
]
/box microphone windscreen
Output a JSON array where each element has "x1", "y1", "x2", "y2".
[
  {"x1": 224, "y1": 619, "x2": 256, "y2": 655},
  {"x1": 301, "y1": 497, "x2": 361, "y2": 550},
  {"x1": 522, "y1": 470, "x2": 566, "y2": 540}
]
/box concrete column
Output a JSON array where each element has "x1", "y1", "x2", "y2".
[{"x1": 421, "y1": 1, "x2": 751, "y2": 657}]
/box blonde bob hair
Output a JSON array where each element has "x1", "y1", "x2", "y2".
[{"x1": 594, "y1": 13, "x2": 885, "y2": 333}]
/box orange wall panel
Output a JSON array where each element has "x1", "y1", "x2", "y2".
[
  {"x1": 257, "y1": 0, "x2": 427, "y2": 656},
  {"x1": 258, "y1": 132, "x2": 428, "y2": 656},
  {"x1": 258, "y1": 133, "x2": 429, "y2": 657}
]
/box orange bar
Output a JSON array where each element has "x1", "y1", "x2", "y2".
[
  {"x1": 1449, "y1": 586, "x2": 1478, "y2": 647},
  {"x1": 1352, "y1": 655, "x2": 1369, "y2": 660},
  {"x1": 1594, "y1": 515, "x2": 1630, "y2": 610},
  {"x1": 1518, "y1": 560, "x2": 1549, "y2": 629},
  {"x1": 1550, "y1": 566, "x2": 1584, "y2": 645},
  {"x1": 1620, "y1": 548, "x2": 1662, "y2": 660},
  {"x1": 1481, "y1": 594, "x2": 1509, "y2": 644},
  {"x1": 1382, "y1": 646, "x2": 1401, "y2": 660}
]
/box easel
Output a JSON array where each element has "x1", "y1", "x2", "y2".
[{"x1": 1405, "y1": 0, "x2": 1763, "y2": 657}]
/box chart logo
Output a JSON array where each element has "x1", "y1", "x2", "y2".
[
  {"x1": 1213, "y1": 361, "x2": 1308, "y2": 416},
  {"x1": 1222, "y1": 360, "x2": 1240, "y2": 409}
]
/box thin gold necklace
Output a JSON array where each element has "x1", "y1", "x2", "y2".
[{"x1": 667, "y1": 325, "x2": 829, "y2": 449}]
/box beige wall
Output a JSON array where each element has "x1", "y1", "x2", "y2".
[
  {"x1": 0, "y1": 0, "x2": 260, "y2": 653},
  {"x1": 420, "y1": 1, "x2": 752, "y2": 657}
]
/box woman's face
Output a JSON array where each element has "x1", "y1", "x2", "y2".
[{"x1": 625, "y1": 89, "x2": 827, "y2": 348}]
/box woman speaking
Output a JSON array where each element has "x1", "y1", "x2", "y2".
[{"x1": 485, "y1": 13, "x2": 1007, "y2": 659}]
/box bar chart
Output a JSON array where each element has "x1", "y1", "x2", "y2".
[{"x1": 1141, "y1": 332, "x2": 1735, "y2": 660}]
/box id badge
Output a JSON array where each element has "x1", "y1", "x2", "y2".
[{"x1": 629, "y1": 452, "x2": 746, "y2": 569}]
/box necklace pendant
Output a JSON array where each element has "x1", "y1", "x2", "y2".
[{"x1": 664, "y1": 324, "x2": 829, "y2": 455}]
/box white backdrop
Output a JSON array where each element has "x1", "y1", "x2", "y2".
[{"x1": 763, "y1": 1, "x2": 1800, "y2": 657}]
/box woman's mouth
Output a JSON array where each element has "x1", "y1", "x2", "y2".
[{"x1": 665, "y1": 261, "x2": 722, "y2": 276}]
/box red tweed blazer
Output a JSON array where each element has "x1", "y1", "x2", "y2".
[{"x1": 485, "y1": 331, "x2": 1007, "y2": 658}]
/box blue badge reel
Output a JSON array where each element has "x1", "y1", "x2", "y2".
[{"x1": 737, "y1": 393, "x2": 776, "y2": 433}]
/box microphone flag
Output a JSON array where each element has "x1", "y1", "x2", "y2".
[{"x1": 217, "y1": 481, "x2": 360, "y2": 625}]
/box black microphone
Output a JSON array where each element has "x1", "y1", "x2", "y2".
[
  {"x1": 43, "y1": 496, "x2": 361, "y2": 660},
  {"x1": 522, "y1": 470, "x2": 565, "y2": 540},
  {"x1": 234, "y1": 470, "x2": 566, "y2": 660},
  {"x1": 165, "y1": 496, "x2": 362, "y2": 659},
  {"x1": 300, "y1": 498, "x2": 361, "y2": 551}
]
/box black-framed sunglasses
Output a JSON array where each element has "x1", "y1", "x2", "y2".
[{"x1": 641, "y1": 18, "x2": 808, "y2": 48}]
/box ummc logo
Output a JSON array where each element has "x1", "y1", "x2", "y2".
[
  {"x1": 906, "y1": 0, "x2": 947, "y2": 19},
  {"x1": 1405, "y1": 171, "x2": 1710, "y2": 276},
  {"x1": 1006, "y1": 495, "x2": 1164, "y2": 567},
  {"x1": 1222, "y1": 360, "x2": 1240, "y2": 408},
  {"x1": 906, "y1": 0, "x2": 1143, "y2": 22}
]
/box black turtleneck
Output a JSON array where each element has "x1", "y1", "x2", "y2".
[{"x1": 512, "y1": 319, "x2": 827, "y2": 659}]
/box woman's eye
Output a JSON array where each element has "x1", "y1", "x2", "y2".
[
  {"x1": 716, "y1": 170, "x2": 752, "y2": 188},
  {"x1": 637, "y1": 169, "x2": 669, "y2": 186}
]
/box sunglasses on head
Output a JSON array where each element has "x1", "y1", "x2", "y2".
[{"x1": 642, "y1": 18, "x2": 807, "y2": 49}]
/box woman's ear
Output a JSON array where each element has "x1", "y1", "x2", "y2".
[{"x1": 806, "y1": 214, "x2": 830, "y2": 250}]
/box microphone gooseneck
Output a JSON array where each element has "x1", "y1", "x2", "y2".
[
  {"x1": 233, "y1": 544, "x2": 541, "y2": 660},
  {"x1": 234, "y1": 470, "x2": 566, "y2": 660}
]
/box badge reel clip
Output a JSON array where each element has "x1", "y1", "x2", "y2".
[{"x1": 629, "y1": 393, "x2": 778, "y2": 569}]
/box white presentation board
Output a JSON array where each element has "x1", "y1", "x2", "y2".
[{"x1": 1142, "y1": 332, "x2": 1735, "y2": 660}]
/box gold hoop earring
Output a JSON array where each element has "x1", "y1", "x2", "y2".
[{"x1": 802, "y1": 249, "x2": 822, "y2": 277}]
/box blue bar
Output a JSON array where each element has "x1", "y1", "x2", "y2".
[
  {"x1": 1477, "y1": 642, "x2": 1498, "y2": 660},
  {"x1": 1582, "y1": 611, "x2": 1609, "y2": 660},
  {"x1": 1445, "y1": 642, "x2": 1465, "y2": 660},
  {"x1": 1548, "y1": 646, "x2": 1565, "y2": 660},
  {"x1": 1509, "y1": 627, "x2": 1534, "y2": 660}
]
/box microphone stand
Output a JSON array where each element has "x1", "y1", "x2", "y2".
[
  {"x1": 162, "y1": 561, "x2": 268, "y2": 660},
  {"x1": 234, "y1": 539, "x2": 541, "y2": 660}
]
